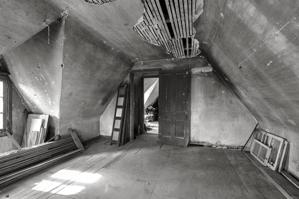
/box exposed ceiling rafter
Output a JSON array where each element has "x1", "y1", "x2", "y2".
[
  {"x1": 133, "y1": 0, "x2": 204, "y2": 59},
  {"x1": 84, "y1": 0, "x2": 116, "y2": 5}
]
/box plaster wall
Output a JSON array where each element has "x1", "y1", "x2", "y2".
[
  {"x1": 190, "y1": 71, "x2": 257, "y2": 147},
  {"x1": 3, "y1": 20, "x2": 64, "y2": 136},
  {"x1": 195, "y1": 0, "x2": 299, "y2": 178},
  {"x1": 60, "y1": 17, "x2": 133, "y2": 141}
]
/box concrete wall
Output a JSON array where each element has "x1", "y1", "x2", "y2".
[
  {"x1": 190, "y1": 71, "x2": 257, "y2": 147},
  {"x1": 4, "y1": 20, "x2": 64, "y2": 136},
  {"x1": 60, "y1": 17, "x2": 133, "y2": 141}
]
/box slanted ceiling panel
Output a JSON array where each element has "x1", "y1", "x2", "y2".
[{"x1": 134, "y1": 0, "x2": 203, "y2": 58}]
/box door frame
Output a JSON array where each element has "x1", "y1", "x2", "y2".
[
  {"x1": 129, "y1": 68, "x2": 191, "y2": 146},
  {"x1": 129, "y1": 69, "x2": 160, "y2": 140}
]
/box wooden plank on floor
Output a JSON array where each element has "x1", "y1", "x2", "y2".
[
  {"x1": 244, "y1": 153, "x2": 293, "y2": 199},
  {"x1": 69, "y1": 129, "x2": 85, "y2": 151},
  {"x1": 0, "y1": 137, "x2": 73, "y2": 163},
  {"x1": 281, "y1": 171, "x2": 299, "y2": 189},
  {"x1": 0, "y1": 149, "x2": 82, "y2": 188}
]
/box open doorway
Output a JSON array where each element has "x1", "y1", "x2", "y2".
[{"x1": 143, "y1": 77, "x2": 159, "y2": 135}]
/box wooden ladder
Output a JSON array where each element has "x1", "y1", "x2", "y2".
[{"x1": 111, "y1": 83, "x2": 128, "y2": 146}]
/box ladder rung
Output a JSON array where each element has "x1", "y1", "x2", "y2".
[{"x1": 111, "y1": 83, "x2": 128, "y2": 146}]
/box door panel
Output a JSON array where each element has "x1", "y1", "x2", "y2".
[
  {"x1": 159, "y1": 70, "x2": 190, "y2": 146},
  {"x1": 175, "y1": 121, "x2": 185, "y2": 138},
  {"x1": 160, "y1": 120, "x2": 173, "y2": 137}
]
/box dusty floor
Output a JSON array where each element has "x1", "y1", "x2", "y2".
[{"x1": 0, "y1": 134, "x2": 287, "y2": 199}]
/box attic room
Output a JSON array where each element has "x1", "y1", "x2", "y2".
[{"x1": 0, "y1": 0, "x2": 298, "y2": 198}]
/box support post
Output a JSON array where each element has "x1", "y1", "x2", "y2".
[{"x1": 129, "y1": 72, "x2": 135, "y2": 141}]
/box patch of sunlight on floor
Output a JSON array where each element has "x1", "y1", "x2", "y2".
[
  {"x1": 52, "y1": 184, "x2": 85, "y2": 196},
  {"x1": 32, "y1": 169, "x2": 102, "y2": 196},
  {"x1": 51, "y1": 169, "x2": 102, "y2": 184},
  {"x1": 32, "y1": 180, "x2": 62, "y2": 192}
]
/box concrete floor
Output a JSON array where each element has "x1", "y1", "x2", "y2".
[{"x1": 0, "y1": 134, "x2": 286, "y2": 199}]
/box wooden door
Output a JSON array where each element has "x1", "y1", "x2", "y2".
[{"x1": 159, "y1": 70, "x2": 190, "y2": 146}]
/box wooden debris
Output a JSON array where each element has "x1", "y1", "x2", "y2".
[
  {"x1": 0, "y1": 131, "x2": 84, "y2": 188},
  {"x1": 69, "y1": 128, "x2": 85, "y2": 151}
]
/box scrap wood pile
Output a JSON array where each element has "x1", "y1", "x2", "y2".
[{"x1": 0, "y1": 129, "x2": 84, "y2": 188}]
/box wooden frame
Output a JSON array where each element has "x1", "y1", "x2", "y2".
[
  {"x1": 22, "y1": 114, "x2": 49, "y2": 147},
  {"x1": 250, "y1": 130, "x2": 287, "y2": 171},
  {"x1": 130, "y1": 70, "x2": 160, "y2": 140},
  {"x1": 133, "y1": 0, "x2": 203, "y2": 58},
  {"x1": 0, "y1": 74, "x2": 12, "y2": 137},
  {"x1": 130, "y1": 66, "x2": 191, "y2": 147}
]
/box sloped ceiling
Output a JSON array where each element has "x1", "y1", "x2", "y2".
[
  {"x1": 0, "y1": 0, "x2": 60, "y2": 54},
  {"x1": 49, "y1": 0, "x2": 170, "y2": 61},
  {"x1": 195, "y1": 0, "x2": 299, "y2": 176},
  {"x1": 195, "y1": 0, "x2": 299, "y2": 134},
  {"x1": 1, "y1": 0, "x2": 299, "y2": 134}
]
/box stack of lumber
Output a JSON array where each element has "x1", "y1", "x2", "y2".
[{"x1": 0, "y1": 130, "x2": 84, "y2": 188}]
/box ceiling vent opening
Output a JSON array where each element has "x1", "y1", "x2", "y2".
[{"x1": 133, "y1": 0, "x2": 204, "y2": 59}]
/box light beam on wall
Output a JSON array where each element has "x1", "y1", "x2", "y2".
[{"x1": 133, "y1": 0, "x2": 204, "y2": 59}]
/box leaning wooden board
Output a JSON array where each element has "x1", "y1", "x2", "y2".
[{"x1": 0, "y1": 131, "x2": 84, "y2": 188}]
